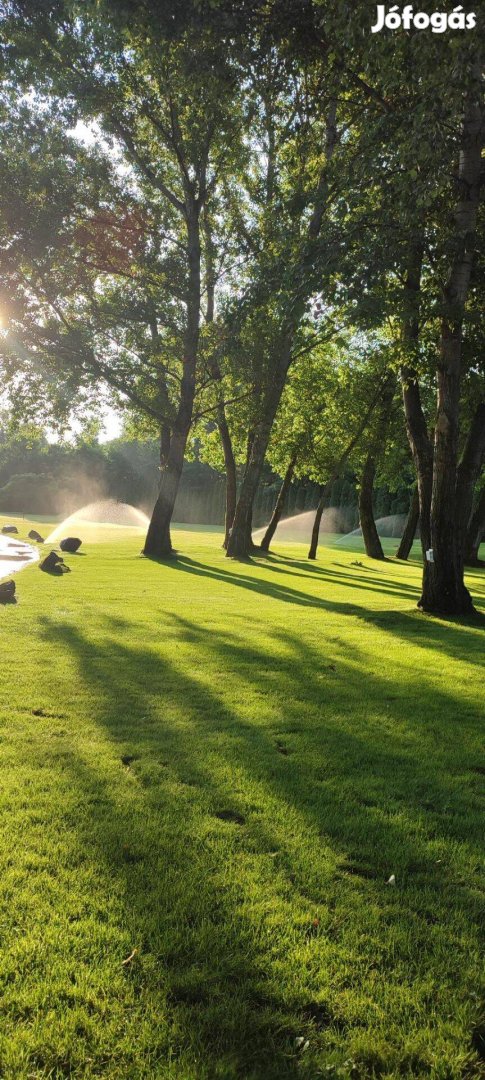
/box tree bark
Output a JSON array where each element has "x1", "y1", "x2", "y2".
[
  {"x1": 204, "y1": 355, "x2": 237, "y2": 550},
  {"x1": 401, "y1": 369, "x2": 433, "y2": 559},
  {"x1": 455, "y1": 401, "x2": 485, "y2": 563},
  {"x1": 419, "y1": 78, "x2": 483, "y2": 615},
  {"x1": 359, "y1": 454, "x2": 385, "y2": 559},
  {"x1": 143, "y1": 430, "x2": 188, "y2": 557},
  {"x1": 159, "y1": 424, "x2": 171, "y2": 473},
  {"x1": 143, "y1": 206, "x2": 200, "y2": 558},
  {"x1": 260, "y1": 453, "x2": 297, "y2": 551},
  {"x1": 307, "y1": 377, "x2": 388, "y2": 560},
  {"x1": 219, "y1": 409, "x2": 237, "y2": 548},
  {"x1": 357, "y1": 373, "x2": 396, "y2": 559},
  {"x1": 226, "y1": 101, "x2": 339, "y2": 561},
  {"x1": 202, "y1": 210, "x2": 238, "y2": 549},
  {"x1": 400, "y1": 240, "x2": 434, "y2": 564},
  {"x1": 396, "y1": 484, "x2": 419, "y2": 560},
  {"x1": 308, "y1": 480, "x2": 332, "y2": 559},
  {"x1": 465, "y1": 486, "x2": 485, "y2": 565},
  {"x1": 226, "y1": 358, "x2": 289, "y2": 558}
]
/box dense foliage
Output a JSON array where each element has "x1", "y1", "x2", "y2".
[{"x1": 0, "y1": 1, "x2": 483, "y2": 609}]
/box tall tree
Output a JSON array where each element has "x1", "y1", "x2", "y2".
[
  {"x1": 0, "y1": 0, "x2": 244, "y2": 557},
  {"x1": 223, "y1": 41, "x2": 354, "y2": 558},
  {"x1": 420, "y1": 69, "x2": 484, "y2": 613},
  {"x1": 357, "y1": 374, "x2": 397, "y2": 560},
  {"x1": 396, "y1": 486, "x2": 420, "y2": 561}
]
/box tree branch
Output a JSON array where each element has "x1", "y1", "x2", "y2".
[{"x1": 109, "y1": 117, "x2": 186, "y2": 216}]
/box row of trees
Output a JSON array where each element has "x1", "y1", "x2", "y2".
[
  {"x1": 0, "y1": 418, "x2": 414, "y2": 535},
  {"x1": 0, "y1": 0, "x2": 483, "y2": 613},
  {"x1": 0, "y1": 425, "x2": 158, "y2": 513}
]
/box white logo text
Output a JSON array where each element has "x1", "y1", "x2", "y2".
[{"x1": 371, "y1": 5, "x2": 476, "y2": 32}]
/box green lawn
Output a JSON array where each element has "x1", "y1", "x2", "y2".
[{"x1": 1, "y1": 517, "x2": 484, "y2": 1079}]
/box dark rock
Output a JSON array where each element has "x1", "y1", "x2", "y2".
[
  {"x1": 28, "y1": 530, "x2": 44, "y2": 543},
  {"x1": 39, "y1": 551, "x2": 70, "y2": 575},
  {"x1": 0, "y1": 579, "x2": 16, "y2": 603},
  {"x1": 59, "y1": 537, "x2": 82, "y2": 553},
  {"x1": 1, "y1": 525, "x2": 18, "y2": 535}
]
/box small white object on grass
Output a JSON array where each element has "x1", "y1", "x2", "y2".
[
  {"x1": 121, "y1": 947, "x2": 139, "y2": 966},
  {"x1": 295, "y1": 1037, "x2": 310, "y2": 1051},
  {"x1": 386, "y1": 874, "x2": 396, "y2": 886}
]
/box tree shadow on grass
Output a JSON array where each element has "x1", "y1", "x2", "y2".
[
  {"x1": 167, "y1": 555, "x2": 485, "y2": 669},
  {"x1": 31, "y1": 609, "x2": 485, "y2": 1076},
  {"x1": 169, "y1": 554, "x2": 422, "y2": 607},
  {"x1": 250, "y1": 552, "x2": 423, "y2": 600},
  {"x1": 31, "y1": 628, "x2": 308, "y2": 1078},
  {"x1": 274, "y1": 550, "x2": 485, "y2": 605},
  {"x1": 147, "y1": 544, "x2": 485, "y2": 614}
]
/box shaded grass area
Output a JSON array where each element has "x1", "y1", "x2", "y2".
[{"x1": 0, "y1": 517, "x2": 484, "y2": 1079}]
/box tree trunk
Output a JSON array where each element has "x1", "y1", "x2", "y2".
[
  {"x1": 455, "y1": 401, "x2": 485, "y2": 564},
  {"x1": 260, "y1": 453, "x2": 297, "y2": 552},
  {"x1": 225, "y1": 419, "x2": 273, "y2": 558},
  {"x1": 143, "y1": 430, "x2": 188, "y2": 557},
  {"x1": 400, "y1": 238, "x2": 434, "y2": 565},
  {"x1": 143, "y1": 207, "x2": 200, "y2": 558},
  {"x1": 396, "y1": 485, "x2": 419, "y2": 560},
  {"x1": 226, "y1": 102, "x2": 339, "y2": 561},
  {"x1": 420, "y1": 79, "x2": 482, "y2": 615},
  {"x1": 307, "y1": 380, "x2": 387, "y2": 560},
  {"x1": 465, "y1": 486, "x2": 485, "y2": 566},
  {"x1": 401, "y1": 369, "x2": 434, "y2": 567},
  {"x1": 149, "y1": 313, "x2": 172, "y2": 487},
  {"x1": 308, "y1": 483, "x2": 330, "y2": 559},
  {"x1": 357, "y1": 373, "x2": 396, "y2": 559},
  {"x1": 159, "y1": 424, "x2": 171, "y2": 473},
  {"x1": 226, "y1": 362, "x2": 289, "y2": 559},
  {"x1": 213, "y1": 402, "x2": 237, "y2": 548},
  {"x1": 419, "y1": 337, "x2": 475, "y2": 613},
  {"x1": 203, "y1": 210, "x2": 238, "y2": 549},
  {"x1": 359, "y1": 454, "x2": 385, "y2": 559}
]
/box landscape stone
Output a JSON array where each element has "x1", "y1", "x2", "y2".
[
  {"x1": 0, "y1": 579, "x2": 16, "y2": 603},
  {"x1": 59, "y1": 537, "x2": 82, "y2": 553},
  {"x1": 39, "y1": 551, "x2": 70, "y2": 574}
]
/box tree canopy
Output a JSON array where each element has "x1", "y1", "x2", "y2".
[{"x1": 0, "y1": 0, "x2": 483, "y2": 612}]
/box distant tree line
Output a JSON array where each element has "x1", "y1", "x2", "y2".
[{"x1": 0, "y1": 427, "x2": 414, "y2": 534}]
